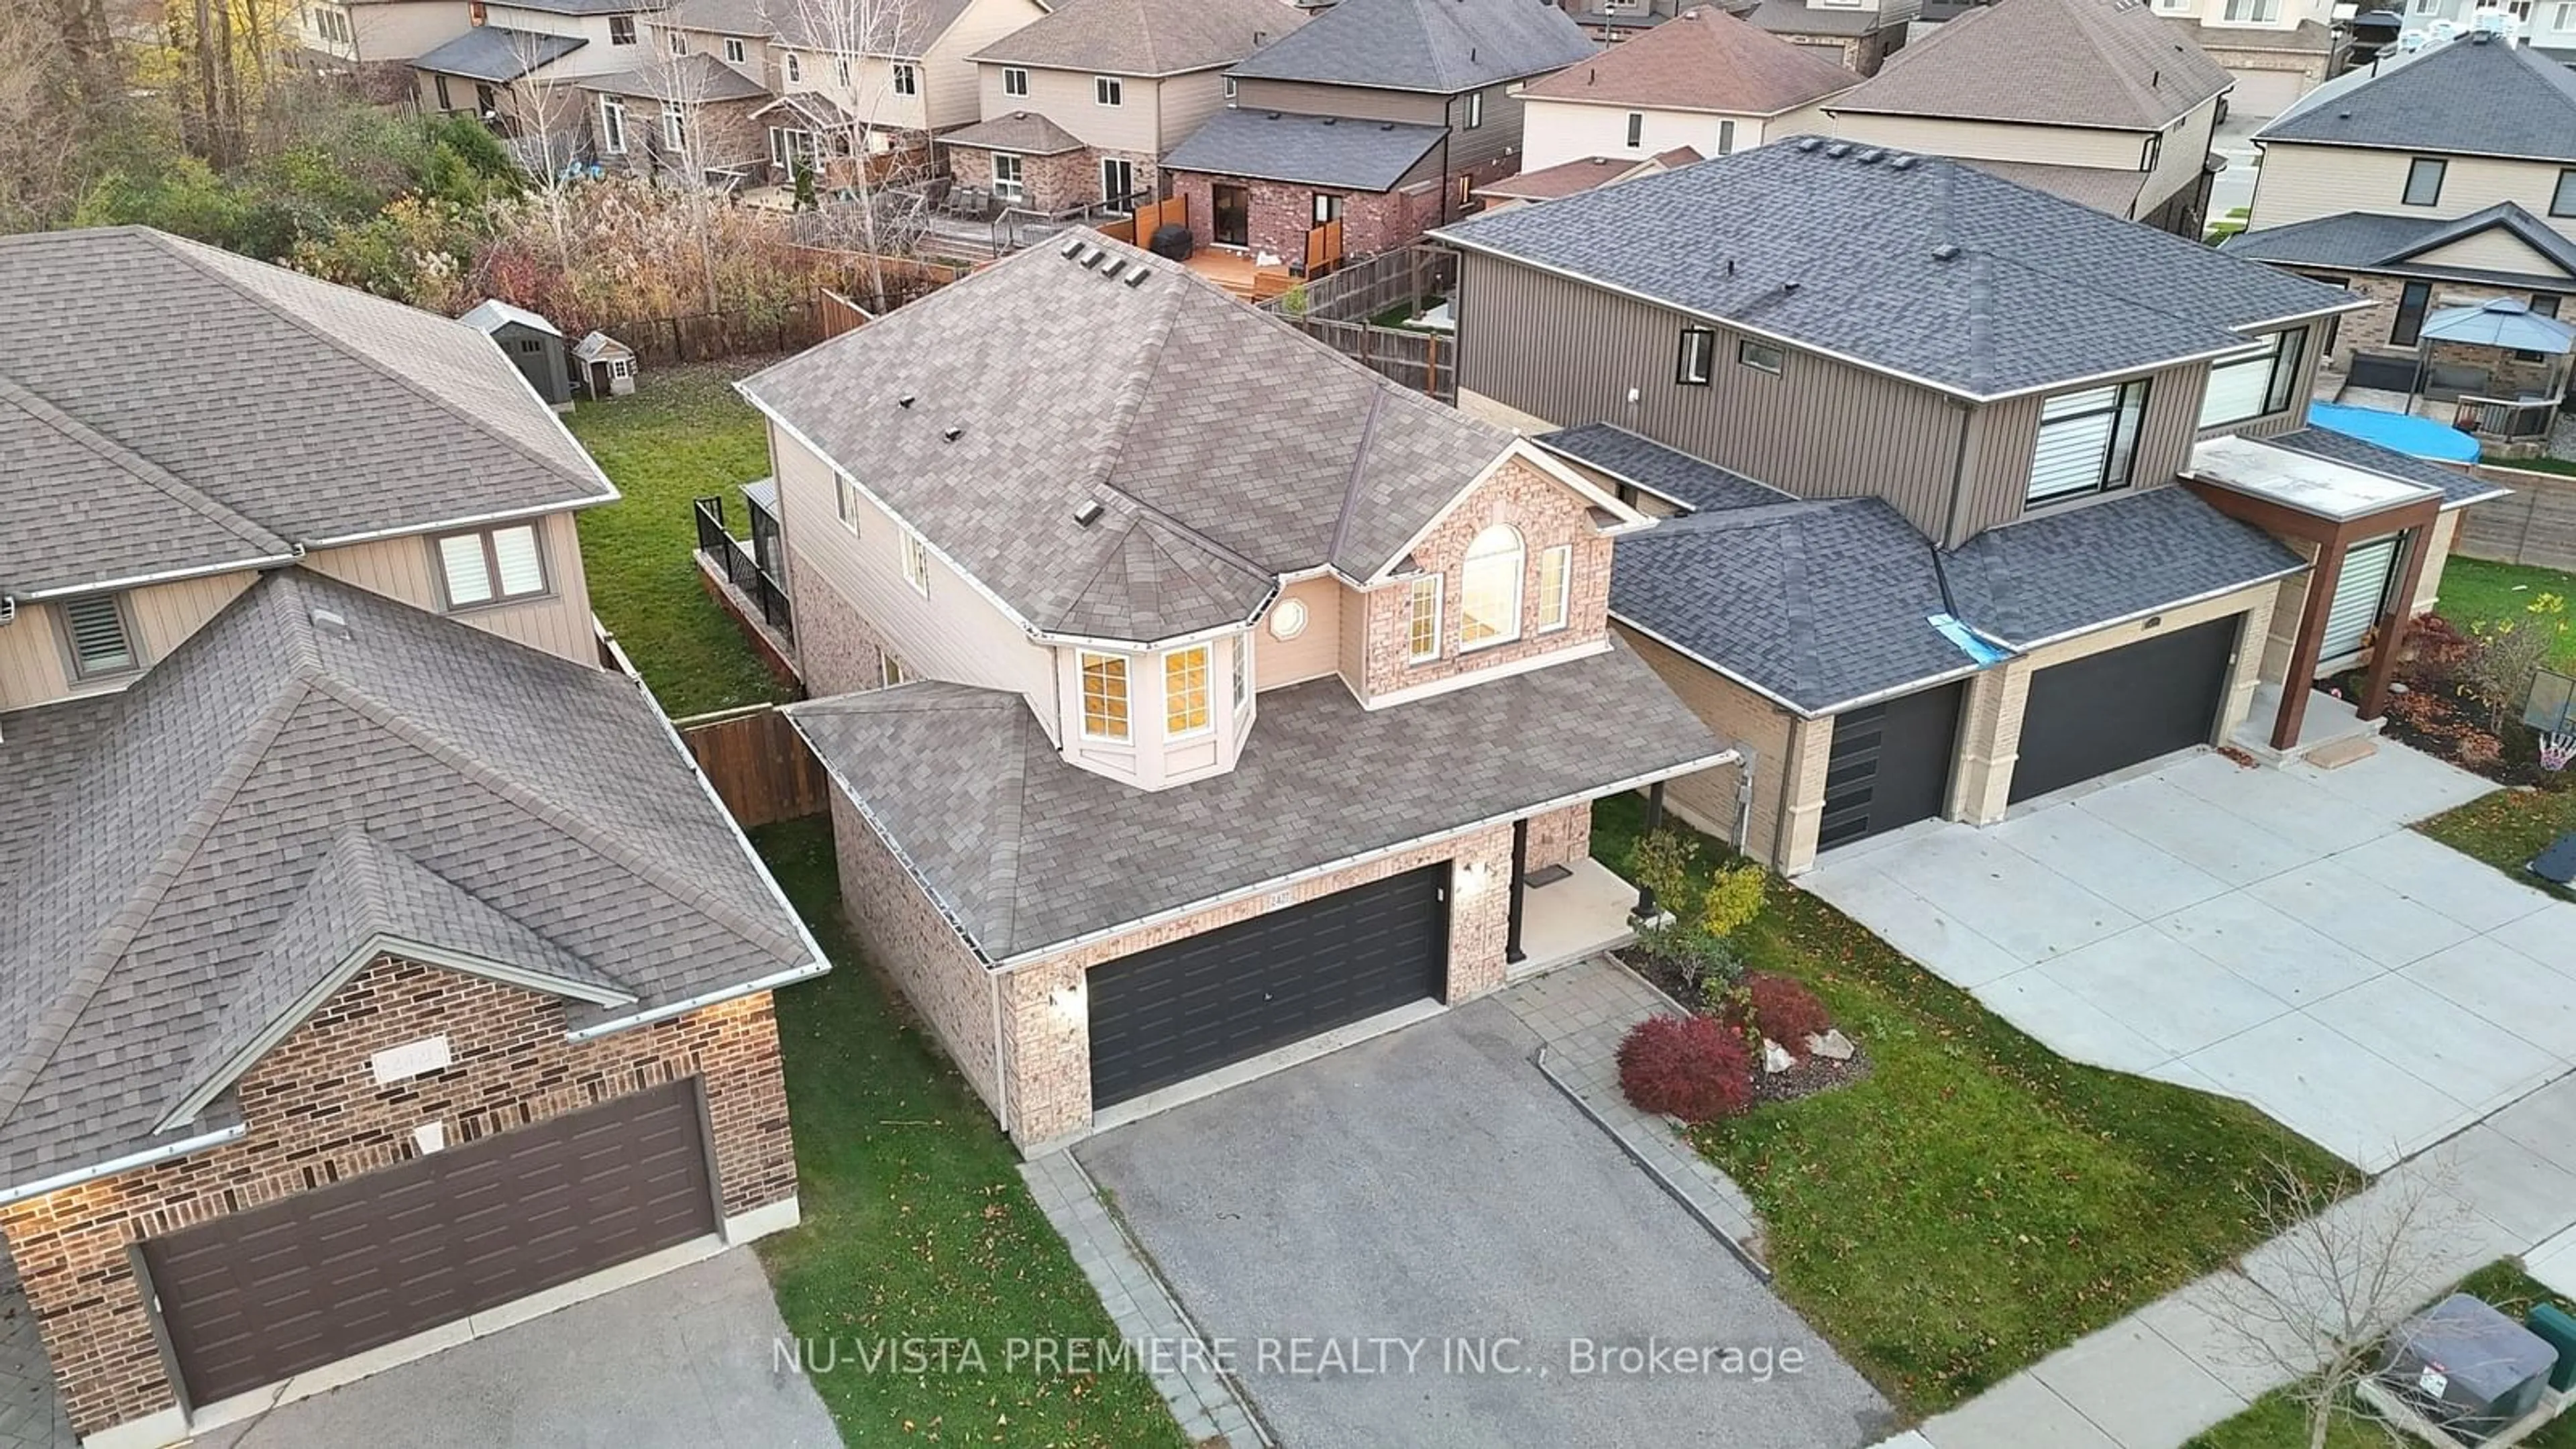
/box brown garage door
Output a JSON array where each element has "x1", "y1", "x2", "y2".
[{"x1": 142, "y1": 1078, "x2": 717, "y2": 1409}]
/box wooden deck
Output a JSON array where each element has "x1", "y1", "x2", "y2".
[{"x1": 1181, "y1": 249, "x2": 1294, "y2": 303}]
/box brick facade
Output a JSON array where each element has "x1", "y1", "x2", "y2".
[
  {"x1": 1166, "y1": 170, "x2": 1454, "y2": 266},
  {"x1": 949, "y1": 141, "x2": 1099, "y2": 215},
  {"x1": 3, "y1": 956, "x2": 794, "y2": 1438},
  {"x1": 596, "y1": 94, "x2": 771, "y2": 182},
  {"x1": 829, "y1": 788, "x2": 1005, "y2": 1112},
  {"x1": 1523, "y1": 800, "x2": 1593, "y2": 873},
  {"x1": 2322, "y1": 270, "x2": 2569, "y2": 400},
  {"x1": 785, "y1": 541, "x2": 900, "y2": 696}
]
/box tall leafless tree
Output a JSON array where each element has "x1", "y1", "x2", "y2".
[
  {"x1": 791, "y1": 0, "x2": 929, "y2": 310},
  {"x1": 496, "y1": 31, "x2": 593, "y2": 276},
  {"x1": 638, "y1": 23, "x2": 730, "y2": 313}
]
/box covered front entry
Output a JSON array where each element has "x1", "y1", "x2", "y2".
[
  {"x1": 1087, "y1": 865, "x2": 1450, "y2": 1108},
  {"x1": 140, "y1": 1079, "x2": 718, "y2": 1410},
  {"x1": 2010, "y1": 616, "x2": 2239, "y2": 804},
  {"x1": 1820, "y1": 682, "x2": 1965, "y2": 851}
]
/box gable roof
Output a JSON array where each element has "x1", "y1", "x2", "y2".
[
  {"x1": 2222, "y1": 201, "x2": 2576, "y2": 290},
  {"x1": 1536, "y1": 421, "x2": 1789, "y2": 511},
  {"x1": 0, "y1": 228, "x2": 614, "y2": 600},
  {"x1": 414, "y1": 25, "x2": 586, "y2": 81},
  {"x1": 577, "y1": 51, "x2": 775, "y2": 101},
  {"x1": 1746, "y1": 0, "x2": 1911, "y2": 38},
  {"x1": 1434, "y1": 139, "x2": 2359, "y2": 399},
  {"x1": 1521, "y1": 6, "x2": 1855, "y2": 115},
  {"x1": 459, "y1": 297, "x2": 562, "y2": 337},
  {"x1": 659, "y1": 0, "x2": 987, "y2": 58},
  {"x1": 1477, "y1": 150, "x2": 1690, "y2": 201},
  {"x1": 1163, "y1": 107, "x2": 1449, "y2": 189},
  {"x1": 0, "y1": 571, "x2": 824, "y2": 1194},
  {"x1": 942, "y1": 109, "x2": 1089, "y2": 154},
  {"x1": 2259, "y1": 33, "x2": 2576, "y2": 162},
  {"x1": 1228, "y1": 0, "x2": 1596, "y2": 93},
  {"x1": 972, "y1": 0, "x2": 1307, "y2": 76},
  {"x1": 742, "y1": 235, "x2": 1539, "y2": 643},
  {"x1": 1832, "y1": 0, "x2": 2229, "y2": 130}
]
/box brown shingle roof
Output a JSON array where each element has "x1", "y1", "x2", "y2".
[
  {"x1": 941, "y1": 110, "x2": 1087, "y2": 154},
  {"x1": 1523, "y1": 6, "x2": 1856, "y2": 115},
  {"x1": 1831, "y1": 0, "x2": 2231, "y2": 130},
  {"x1": 1477, "y1": 149, "x2": 1699, "y2": 201},
  {"x1": 971, "y1": 0, "x2": 1307, "y2": 76}
]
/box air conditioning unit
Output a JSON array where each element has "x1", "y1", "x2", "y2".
[{"x1": 2377, "y1": 1295, "x2": 2559, "y2": 1444}]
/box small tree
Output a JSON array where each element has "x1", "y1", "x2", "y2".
[
  {"x1": 2463, "y1": 593, "x2": 2568, "y2": 734},
  {"x1": 1627, "y1": 829, "x2": 1765, "y2": 990},
  {"x1": 1616, "y1": 1016, "x2": 1753, "y2": 1124}
]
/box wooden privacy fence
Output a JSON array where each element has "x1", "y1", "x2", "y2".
[
  {"x1": 588, "y1": 294, "x2": 832, "y2": 366},
  {"x1": 1271, "y1": 246, "x2": 1457, "y2": 323},
  {"x1": 1096, "y1": 195, "x2": 1189, "y2": 246},
  {"x1": 676, "y1": 704, "x2": 830, "y2": 828},
  {"x1": 2454, "y1": 462, "x2": 2576, "y2": 574},
  {"x1": 1278, "y1": 315, "x2": 1456, "y2": 402}
]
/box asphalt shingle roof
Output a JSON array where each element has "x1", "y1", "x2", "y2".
[
  {"x1": 1434, "y1": 140, "x2": 2356, "y2": 398},
  {"x1": 2261, "y1": 34, "x2": 2576, "y2": 161},
  {"x1": 2265, "y1": 425, "x2": 2512, "y2": 508},
  {"x1": 1535, "y1": 422, "x2": 1790, "y2": 511},
  {"x1": 578, "y1": 52, "x2": 773, "y2": 102},
  {"x1": 414, "y1": 25, "x2": 586, "y2": 81},
  {"x1": 1832, "y1": 0, "x2": 2229, "y2": 129},
  {"x1": 942, "y1": 110, "x2": 1088, "y2": 155},
  {"x1": 1162, "y1": 107, "x2": 1448, "y2": 189},
  {"x1": 661, "y1": 0, "x2": 980, "y2": 56},
  {"x1": 1747, "y1": 0, "x2": 1898, "y2": 37},
  {"x1": 2221, "y1": 203, "x2": 2576, "y2": 290},
  {"x1": 0, "y1": 571, "x2": 820, "y2": 1189},
  {"x1": 971, "y1": 0, "x2": 1307, "y2": 76},
  {"x1": 786, "y1": 642, "x2": 1727, "y2": 961},
  {"x1": 1228, "y1": 0, "x2": 1596, "y2": 93},
  {"x1": 1521, "y1": 7, "x2": 1856, "y2": 115},
  {"x1": 1940, "y1": 486, "x2": 2303, "y2": 647},
  {"x1": 0, "y1": 228, "x2": 614, "y2": 598},
  {"x1": 740, "y1": 233, "x2": 1517, "y2": 642},
  {"x1": 1953, "y1": 157, "x2": 2149, "y2": 217}
]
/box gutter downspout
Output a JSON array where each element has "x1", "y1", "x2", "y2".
[{"x1": 990, "y1": 971, "x2": 1012, "y2": 1138}]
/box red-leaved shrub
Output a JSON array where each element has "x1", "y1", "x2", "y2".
[
  {"x1": 1731, "y1": 972, "x2": 1832, "y2": 1056},
  {"x1": 1616, "y1": 1015, "x2": 1754, "y2": 1124}
]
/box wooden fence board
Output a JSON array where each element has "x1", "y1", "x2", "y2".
[
  {"x1": 676, "y1": 704, "x2": 830, "y2": 828},
  {"x1": 2453, "y1": 464, "x2": 2576, "y2": 574}
]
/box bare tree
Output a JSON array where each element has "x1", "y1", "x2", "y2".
[
  {"x1": 496, "y1": 32, "x2": 592, "y2": 276},
  {"x1": 0, "y1": 4, "x2": 93, "y2": 229},
  {"x1": 637, "y1": 25, "x2": 729, "y2": 313},
  {"x1": 790, "y1": 0, "x2": 929, "y2": 309}
]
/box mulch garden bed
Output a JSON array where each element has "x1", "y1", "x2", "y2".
[{"x1": 1611, "y1": 947, "x2": 1874, "y2": 1109}]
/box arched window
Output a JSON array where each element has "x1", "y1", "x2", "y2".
[{"x1": 1458, "y1": 524, "x2": 1524, "y2": 651}]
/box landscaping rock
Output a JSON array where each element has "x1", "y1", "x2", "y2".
[
  {"x1": 1807, "y1": 1028, "x2": 1856, "y2": 1062},
  {"x1": 1762, "y1": 1039, "x2": 1795, "y2": 1075}
]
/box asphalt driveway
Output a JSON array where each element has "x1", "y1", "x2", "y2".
[
  {"x1": 1805, "y1": 742, "x2": 2572, "y2": 1172},
  {"x1": 1075, "y1": 1000, "x2": 1892, "y2": 1449}
]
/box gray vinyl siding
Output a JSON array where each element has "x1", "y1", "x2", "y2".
[
  {"x1": 1230, "y1": 77, "x2": 1446, "y2": 125},
  {"x1": 1960, "y1": 358, "x2": 2206, "y2": 530},
  {"x1": 1443, "y1": 82, "x2": 1529, "y2": 172},
  {"x1": 2201, "y1": 319, "x2": 2330, "y2": 443}
]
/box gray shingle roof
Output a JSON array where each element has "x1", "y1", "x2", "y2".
[
  {"x1": 1535, "y1": 422, "x2": 1790, "y2": 511},
  {"x1": 739, "y1": 234, "x2": 1517, "y2": 643},
  {"x1": 2259, "y1": 33, "x2": 2576, "y2": 161},
  {"x1": 786, "y1": 642, "x2": 1728, "y2": 961},
  {"x1": 1749, "y1": 0, "x2": 1911, "y2": 37},
  {"x1": 1228, "y1": 0, "x2": 1596, "y2": 93},
  {"x1": 0, "y1": 570, "x2": 821, "y2": 1189},
  {"x1": 1163, "y1": 107, "x2": 1448, "y2": 189},
  {"x1": 661, "y1": 0, "x2": 981, "y2": 58},
  {"x1": 2221, "y1": 203, "x2": 2576, "y2": 290},
  {"x1": 578, "y1": 52, "x2": 774, "y2": 102},
  {"x1": 1940, "y1": 486, "x2": 2304, "y2": 649},
  {"x1": 971, "y1": 0, "x2": 1308, "y2": 76},
  {"x1": 413, "y1": 25, "x2": 586, "y2": 80},
  {"x1": 1833, "y1": 0, "x2": 2229, "y2": 130},
  {"x1": 942, "y1": 110, "x2": 1088, "y2": 155},
  {"x1": 2265, "y1": 425, "x2": 2512, "y2": 509},
  {"x1": 1434, "y1": 140, "x2": 2357, "y2": 399},
  {"x1": 0, "y1": 228, "x2": 614, "y2": 598}
]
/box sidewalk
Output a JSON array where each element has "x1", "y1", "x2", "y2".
[{"x1": 1874, "y1": 1076, "x2": 2576, "y2": 1448}]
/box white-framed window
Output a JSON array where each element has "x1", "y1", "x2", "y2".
[
  {"x1": 1405, "y1": 574, "x2": 1442, "y2": 663},
  {"x1": 1676, "y1": 327, "x2": 1716, "y2": 384},
  {"x1": 991, "y1": 152, "x2": 1024, "y2": 199},
  {"x1": 724, "y1": 36, "x2": 745, "y2": 63},
  {"x1": 608, "y1": 14, "x2": 635, "y2": 43},
  {"x1": 1625, "y1": 112, "x2": 1643, "y2": 149},
  {"x1": 900, "y1": 527, "x2": 931, "y2": 594},
  {"x1": 59, "y1": 593, "x2": 140, "y2": 680},
  {"x1": 1716, "y1": 119, "x2": 1735, "y2": 155},
  {"x1": 1103, "y1": 156, "x2": 1134, "y2": 205},
  {"x1": 1224, "y1": 74, "x2": 1238, "y2": 103},
  {"x1": 892, "y1": 62, "x2": 918, "y2": 95},
  {"x1": 786, "y1": 52, "x2": 802, "y2": 82},
  {"x1": 2198, "y1": 329, "x2": 2305, "y2": 427},
  {"x1": 1079, "y1": 651, "x2": 1130, "y2": 741},
  {"x1": 667, "y1": 29, "x2": 686, "y2": 54},
  {"x1": 1536, "y1": 544, "x2": 1572, "y2": 633},
  {"x1": 2552, "y1": 167, "x2": 2576, "y2": 218},
  {"x1": 834, "y1": 474, "x2": 860, "y2": 533},
  {"x1": 1738, "y1": 339, "x2": 1784, "y2": 374},
  {"x1": 2553, "y1": 0, "x2": 2576, "y2": 28},
  {"x1": 880, "y1": 653, "x2": 910, "y2": 688},
  {"x1": 663, "y1": 107, "x2": 688, "y2": 151},
  {"x1": 1165, "y1": 645, "x2": 1211, "y2": 735},
  {"x1": 1232, "y1": 637, "x2": 1249, "y2": 710},
  {"x1": 1003, "y1": 66, "x2": 1028, "y2": 96},
  {"x1": 435, "y1": 521, "x2": 547, "y2": 610},
  {"x1": 1458, "y1": 524, "x2": 1523, "y2": 651},
  {"x1": 2403, "y1": 156, "x2": 2447, "y2": 206},
  {"x1": 1095, "y1": 75, "x2": 1122, "y2": 106},
  {"x1": 2028, "y1": 380, "x2": 2149, "y2": 504},
  {"x1": 1312, "y1": 193, "x2": 1342, "y2": 224},
  {"x1": 599, "y1": 95, "x2": 627, "y2": 154},
  {"x1": 771, "y1": 125, "x2": 818, "y2": 168},
  {"x1": 2219, "y1": 0, "x2": 2279, "y2": 17}
]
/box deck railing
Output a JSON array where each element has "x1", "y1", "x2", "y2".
[
  {"x1": 2453, "y1": 394, "x2": 2559, "y2": 442},
  {"x1": 694, "y1": 496, "x2": 792, "y2": 637}
]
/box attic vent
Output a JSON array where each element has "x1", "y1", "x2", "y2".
[
  {"x1": 1124, "y1": 266, "x2": 1152, "y2": 286},
  {"x1": 1266, "y1": 111, "x2": 1281, "y2": 119},
  {"x1": 1889, "y1": 154, "x2": 1917, "y2": 170},
  {"x1": 1102, "y1": 256, "x2": 1128, "y2": 278},
  {"x1": 1073, "y1": 498, "x2": 1106, "y2": 527},
  {"x1": 310, "y1": 608, "x2": 350, "y2": 638},
  {"x1": 1079, "y1": 245, "x2": 1107, "y2": 268},
  {"x1": 1322, "y1": 115, "x2": 1338, "y2": 125},
  {"x1": 1794, "y1": 136, "x2": 1822, "y2": 152},
  {"x1": 1824, "y1": 142, "x2": 1851, "y2": 159},
  {"x1": 1931, "y1": 242, "x2": 1961, "y2": 262},
  {"x1": 943, "y1": 426, "x2": 965, "y2": 442},
  {"x1": 898, "y1": 394, "x2": 916, "y2": 409},
  {"x1": 1857, "y1": 148, "x2": 1884, "y2": 164},
  {"x1": 1379, "y1": 121, "x2": 1394, "y2": 129},
  {"x1": 1059, "y1": 236, "x2": 1087, "y2": 258}
]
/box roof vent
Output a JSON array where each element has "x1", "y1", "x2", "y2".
[
  {"x1": 1824, "y1": 142, "x2": 1851, "y2": 159},
  {"x1": 1322, "y1": 115, "x2": 1338, "y2": 124},
  {"x1": 1059, "y1": 236, "x2": 1086, "y2": 258},
  {"x1": 1102, "y1": 256, "x2": 1128, "y2": 278},
  {"x1": 1932, "y1": 242, "x2": 1961, "y2": 262},
  {"x1": 943, "y1": 426, "x2": 965, "y2": 443},
  {"x1": 1124, "y1": 266, "x2": 1152, "y2": 286},
  {"x1": 1266, "y1": 111, "x2": 1282, "y2": 119},
  {"x1": 1073, "y1": 498, "x2": 1106, "y2": 527},
  {"x1": 2337, "y1": 109, "x2": 2353, "y2": 118},
  {"x1": 1794, "y1": 136, "x2": 1822, "y2": 152},
  {"x1": 1080, "y1": 245, "x2": 1106, "y2": 268},
  {"x1": 898, "y1": 393, "x2": 916, "y2": 409},
  {"x1": 1781, "y1": 280, "x2": 1800, "y2": 294},
  {"x1": 1890, "y1": 153, "x2": 1917, "y2": 170},
  {"x1": 1857, "y1": 147, "x2": 1884, "y2": 164},
  {"x1": 311, "y1": 608, "x2": 350, "y2": 638},
  {"x1": 1379, "y1": 121, "x2": 1394, "y2": 129}
]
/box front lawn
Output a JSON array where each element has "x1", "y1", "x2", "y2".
[
  {"x1": 2420, "y1": 788, "x2": 2576, "y2": 903},
  {"x1": 2434, "y1": 556, "x2": 2576, "y2": 669},
  {"x1": 1591, "y1": 796, "x2": 2355, "y2": 1415},
  {"x1": 564, "y1": 362, "x2": 796, "y2": 718},
  {"x1": 753, "y1": 820, "x2": 1187, "y2": 1449}
]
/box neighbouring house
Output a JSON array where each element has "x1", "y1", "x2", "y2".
[
  {"x1": 1821, "y1": 0, "x2": 2235, "y2": 236},
  {"x1": 2226, "y1": 34, "x2": 2576, "y2": 420},
  {"x1": 1436, "y1": 140, "x2": 2507, "y2": 874},
  {"x1": 1515, "y1": 5, "x2": 1856, "y2": 172},
  {"x1": 739, "y1": 233, "x2": 1728, "y2": 1147},
  {"x1": 577, "y1": 328, "x2": 640, "y2": 394},
  {"x1": 413, "y1": 0, "x2": 666, "y2": 122},
  {"x1": 2153, "y1": 0, "x2": 2341, "y2": 117},
  {"x1": 578, "y1": 50, "x2": 777, "y2": 184},
  {"x1": 2397, "y1": 0, "x2": 2576, "y2": 64},
  {"x1": 459, "y1": 296, "x2": 574, "y2": 408},
  {"x1": 297, "y1": 0, "x2": 464, "y2": 79},
  {"x1": 1738, "y1": 0, "x2": 1918, "y2": 74},
  {"x1": 1161, "y1": 0, "x2": 1597, "y2": 266},
  {"x1": 944, "y1": 0, "x2": 1307, "y2": 217},
  {"x1": 0, "y1": 227, "x2": 823, "y2": 1446},
  {"x1": 1472, "y1": 146, "x2": 1696, "y2": 208}
]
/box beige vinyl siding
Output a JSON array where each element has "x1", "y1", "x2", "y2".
[
  {"x1": 925, "y1": 0, "x2": 1053, "y2": 131},
  {"x1": 1254, "y1": 576, "x2": 1344, "y2": 689},
  {"x1": 1153, "y1": 70, "x2": 1233, "y2": 151},
  {"x1": 2248, "y1": 142, "x2": 2576, "y2": 239},
  {"x1": 788, "y1": 57, "x2": 931, "y2": 133},
  {"x1": 768, "y1": 423, "x2": 1059, "y2": 723},
  {"x1": 478, "y1": 7, "x2": 633, "y2": 78},
  {"x1": 0, "y1": 570, "x2": 261, "y2": 712},
  {"x1": 1230, "y1": 77, "x2": 1446, "y2": 125},
  {"x1": 2139, "y1": 100, "x2": 2220, "y2": 215},
  {"x1": 1520, "y1": 98, "x2": 1780, "y2": 172},
  {"x1": 2408, "y1": 229, "x2": 2576, "y2": 276},
  {"x1": 1825, "y1": 113, "x2": 2147, "y2": 170},
  {"x1": 347, "y1": 1, "x2": 464, "y2": 63},
  {"x1": 1336, "y1": 574, "x2": 1373, "y2": 689},
  {"x1": 977, "y1": 63, "x2": 1159, "y2": 152},
  {"x1": 303, "y1": 517, "x2": 598, "y2": 665}
]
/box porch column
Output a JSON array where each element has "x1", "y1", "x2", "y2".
[
  {"x1": 1503, "y1": 818, "x2": 1529, "y2": 966},
  {"x1": 2272, "y1": 541, "x2": 2347, "y2": 752},
  {"x1": 2357, "y1": 524, "x2": 2439, "y2": 722},
  {"x1": 1629, "y1": 782, "x2": 1665, "y2": 926}
]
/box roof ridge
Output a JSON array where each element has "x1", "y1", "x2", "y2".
[
  {"x1": 987, "y1": 710, "x2": 1040, "y2": 955},
  {"x1": 133, "y1": 230, "x2": 604, "y2": 511},
  {"x1": 1326, "y1": 386, "x2": 1389, "y2": 570},
  {"x1": 0, "y1": 368, "x2": 294, "y2": 575}
]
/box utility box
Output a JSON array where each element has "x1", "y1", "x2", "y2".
[
  {"x1": 2379, "y1": 1294, "x2": 2558, "y2": 1444},
  {"x1": 2526, "y1": 1303, "x2": 2576, "y2": 1394}
]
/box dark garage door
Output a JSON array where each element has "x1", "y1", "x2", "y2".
[
  {"x1": 1087, "y1": 865, "x2": 1449, "y2": 1108},
  {"x1": 142, "y1": 1078, "x2": 717, "y2": 1409},
  {"x1": 2010, "y1": 615, "x2": 2241, "y2": 805},
  {"x1": 1820, "y1": 682, "x2": 1965, "y2": 852}
]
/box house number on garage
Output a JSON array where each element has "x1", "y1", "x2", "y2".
[{"x1": 370, "y1": 1034, "x2": 452, "y2": 1085}]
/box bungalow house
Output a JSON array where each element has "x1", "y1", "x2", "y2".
[
  {"x1": 2153, "y1": 0, "x2": 2341, "y2": 117},
  {"x1": 943, "y1": 0, "x2": 1305, "y2": 216},
  {"x1": 2224, "y1": 34, "x2": 2576, "y2": 413},
  {"x1": 738, "y1": 233, "x2": 1727, "y2": 1146},
  {"x1": 1436, "y1": 140, "x2": 2506, "y2": 874},
  {"x1": 1515, "y1": 5, "x2": 1857, "y2": 172},
  {"x1": 1821, "y1": 0, "x2": 2236, "y2": 237},
  {"x1": 1161, "y1": 0, "x2": 1596, "y2": 264},
  {"x1": 0, "y1": 227, "x2": 822, "y2": 1446}
]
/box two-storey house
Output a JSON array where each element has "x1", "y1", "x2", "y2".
[
  {"x1": 2151, "y1": 0, "x2": 2340, "y2": 117},
  {"x1": 1821, "y1": 0, "x2": 2236, "y2": 237},
  {"x1": 2394, "y1": 0, "x2": 2576, "y2": 64},
  {"x1": 1516, "y1": 5, "x2": 1855, "y2": 172},
  {"x1": 578, "y1": 25, "x2": 777, "y2": 183},
  {"x1": 413, "y1": 0, "x2": 663, "y2": 125},
  {"x1": 741, "y1": 233, "x2": 1726, "y2": 1146},
  {"x1": 0, "y1": 227, "x2": 824, "y2": 1447},
  {"x1": 2224, "y1": 34, "x2": 2576, "y2": 406},
  {"x1": 1436, "y1": 140, "x2": 2506, "y2": 875},
  {"x1": 1557, "y1": 0, "x2": 1916, "y2": 75},
  {"x1": 298, "y1": 0, "x2": 465, "y2": 77},
  {"x1": 1159, "y1": 0, "x2": 1596, "y2": 264},
  {"x1": 940, "y1": 0, "x2": 1304, "y2": 216}
]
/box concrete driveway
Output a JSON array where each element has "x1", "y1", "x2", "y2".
[
  {"x1": 192, "y1": 1249, "x2": 835, "y2": 1449},
  {"x1": 1076, "y1": 1000, "x2": 1893, "y2": 1449},
  {"x1": 1805, "y1": 743, "x2": 2573, "y2": 1171}
]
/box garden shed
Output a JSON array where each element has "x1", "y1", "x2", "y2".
[
  {"x1": 458, "y1": 298, "x2": 572, "y2": 410},
  {"x1": 575, "y1": 330, "x2": 639, "y2": 398}
]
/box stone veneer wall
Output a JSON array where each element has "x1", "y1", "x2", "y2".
[
  {"x1": 2, "y1": 957, "x2": 794, "y2": 1437},
  {"x1": 786, "y1": 542, "x2": 900, "y2": 696},
  {"x1": 1523, "y1": 801, "x2": 1593, "y2": 873}
]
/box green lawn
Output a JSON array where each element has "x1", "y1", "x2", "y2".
[
  {"x1": 751, "y1": 820, "x2": 1188, "y2": 1449},
  {"x1": 1591, "y1": 796, "x2": 2356, "y2": 1415},
  {"x1": 2421, "y1": 788, "x2": 2576, "y2": 903},
  {"x1": 2434, "y1": 556, "x2": 2576, "y2": 668},
  {"x1": 2187, "y1": 1260, "x2": 2576, "y2": 1449},
  {"x1": 564, "y1": 362, "x2": 796, "y2": 718}
]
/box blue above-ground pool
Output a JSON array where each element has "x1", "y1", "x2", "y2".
[{"x1": 2306, "y1": 400, "x2": 2481, "y2": 462}]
